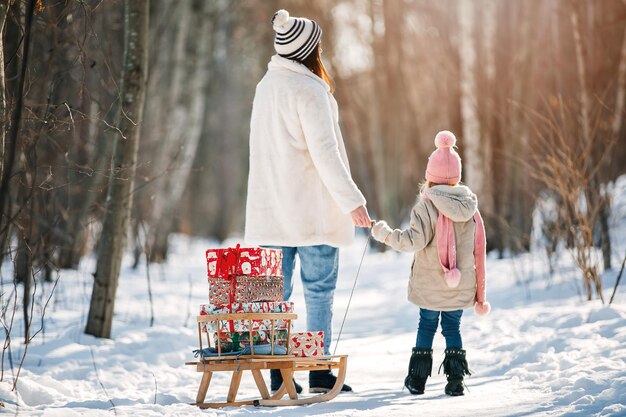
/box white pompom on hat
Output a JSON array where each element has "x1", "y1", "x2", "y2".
[
  {"x1": 272, "y1": 9, "x2": 322, "y2": 62},
  {"x1": 272, "y1": 9, "x2": 290, "y2": 31},
  {"x1": 425, "y1": 130, "x2": 462, "y2": 185}
]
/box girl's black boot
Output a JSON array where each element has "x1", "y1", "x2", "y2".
[
  {"x1": 440, "y1": 348, "x2": 471, "y2": 396},
  {"x1": 404, "y1": 348, "x2": 433, "y2": 395}
]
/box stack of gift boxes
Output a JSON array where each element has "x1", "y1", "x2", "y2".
[{"x1": 201, "y1": 245, "x2": 324, "y2": 357}]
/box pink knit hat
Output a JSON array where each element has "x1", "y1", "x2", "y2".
[{"x1": 425, "y1": 131, "x2": 462, "y2": 184}]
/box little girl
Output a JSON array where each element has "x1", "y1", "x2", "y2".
[{"x1": 371, "y1": 131, "x2": 490, "y2": 396}]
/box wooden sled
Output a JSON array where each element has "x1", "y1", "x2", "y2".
[{"x1": 186, "y1": 313, "x2": 348, "y2": 408}]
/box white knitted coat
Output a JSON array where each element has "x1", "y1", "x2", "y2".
[{"x1": 244, "y1": 55, "x2": 366, "y2": 247}]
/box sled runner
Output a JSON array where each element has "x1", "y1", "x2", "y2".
[{"x1": 186, "y1": 312, "x2": 348, "y2": 408}]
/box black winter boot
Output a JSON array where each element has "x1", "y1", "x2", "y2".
[
  {"x1": 440, "y1": 348, "x2": 471, "y2": 396},
  {"x1": 309, "y1": 370, "x2": 352, "y2": 393},
  {"x1": 404, "y1": 348, "x2": 433, "y2": 395},
  {"x1": 270, "y1": 369, "x2": 303, "y2": 393}
]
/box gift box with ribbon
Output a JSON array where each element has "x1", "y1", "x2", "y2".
[
  {"x1": 200, "y1": 302, "x2": 294, "y2": 333},
  {"x1": 214, "y1": 329, "x2": 289, "y2": 353},
  {"x1": 208, "y1": 275, "x2": 283, "y2": 305},
  {"x1": 206, "y1": 245, "x2": 282, "y2": 278},
  {"x1": 289, "y1": 331, "x2": 325, "y2": 357}
]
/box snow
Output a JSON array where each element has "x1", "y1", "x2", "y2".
[{"x1": 1, "y1": 180, "x2": 625, "y2": 416}]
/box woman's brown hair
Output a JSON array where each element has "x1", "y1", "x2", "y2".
[{"x1": 300, "y1": 43, "x2": 335, "y2": 93}]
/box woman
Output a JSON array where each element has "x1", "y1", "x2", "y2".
[{"x1": 245, "y1": 9, "x2": 371, "y2": 393}]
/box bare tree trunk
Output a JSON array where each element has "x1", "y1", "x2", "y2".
[
  {"x1": 0, "y1": 1, "x2": 15, "y2": 266},
  {"x1": 571, "y1": 9, "x2": 591, "y2": 149},
  {"x1": 366, "y1": 0, "x2": 412, "y2": 227},
  {"x1": 506, "y1": 2, "x2": 538, "y2": 253},
  {"x1": 479, "y1": 0, "x2": 497, "y2": 248},
  {"x1": 14, "y1": 232, "x2": 29, "y2": 283},
  {"x1": 599, "y1": 20, "x2": 626, "y2": 271},
  {"x1": 571, "y1": 5, "x2": 611, "y2": 271},
  {"x1": 458, "y1": 0, "x2": 483, "y2": 195},
  {"x1": 85, "y1": 0, "x2": 150, "y2": 339},
  {"x1": 0, "y1": 0, "x2": 36, "y2": 344},
  {"x1": 613, "y1": 24, "x2": 626, "y2": 139},
  {"x1": 44, "y1": 2, "x2": 87, "y2": 268},
  {"x1": 20, "y1": 167, "x2": 36, "y2": 344},
  {"x1": 367, "y1": 0, "x2": 386, "y2": 225},
  {"x1": 150, "y1": 0, "x2": 212, "y2": 261},
  {"x1": 133, "y1": 0, "x2": 189, "y2": 265},
  {"x1": 57, "y1": 100, "x2": 102, "y2": 269},
  {"x1": 382, "y1": 0, "x2": 414, "y2": 223},
  {"x1": 0, "y1": 1, "x2": 11, "y2": 182},
  {"x1": 57, "y1": 6, "x2": 125, "y2": 269},
  {"x1": 599, "y1": 203, "x2": 611, "y2": 269},
  {"x1": 0, "y1": 0, "x2": 35, "y2": 254},
  {"x1": 210, "y1": 0, "x2": 240, "y2": 241}
]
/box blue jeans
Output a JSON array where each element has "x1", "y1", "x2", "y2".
[
  {"x1": 271, "y1": 245, "x2": 339, "y2": 355},
  {"x1": 415, "y1": 308, "x2": 463, "y2": 349}
]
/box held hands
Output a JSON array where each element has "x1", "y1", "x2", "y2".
[
  {"x1": 351, "y1": 205, "x2": 372, "y2": 227},
  {"x1": 371, "y1": 220, "x2": 392, "y2": 243},
  {"x1": 350, "y1": 206, "x2": 392, "y2": 245}
]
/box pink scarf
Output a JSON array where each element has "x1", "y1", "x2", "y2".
[{"x1": 436, "y1": 209, "x2": 489, "y2": 314}]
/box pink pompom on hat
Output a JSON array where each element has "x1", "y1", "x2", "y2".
[{"x1": 425, "y1": 131, "x2": 462, "y2": 185}]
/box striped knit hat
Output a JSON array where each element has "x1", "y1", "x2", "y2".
[{"x1": 272, "y1": 9, "x2": 322, "y2": 62}]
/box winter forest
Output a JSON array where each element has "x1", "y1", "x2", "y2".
[{"x1": 0, "y1": 0, "x2": 625, "y2": 416}]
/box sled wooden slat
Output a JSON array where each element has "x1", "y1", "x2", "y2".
[
  {"x1": 188, "y1": 311, "x2": 348, "y2": 408},
  {"x1": 246, "y1": 354, "x2": 346, "y2": 361},
  {"x1": 196, "y1": 400, "x2": 256, "y2": 409},
  {"x1": 280, "y1": 368, "x2": 298, "y2": 399},
  {"x1": 195, "y1": 370, "x2": 212, "y2": 404},
  {"x1": 251, "y1": 369, "x2": 270, "y2": 399},
  {"x1": 192, "y1": 360, "x2": 291, "y2": 372},
  {"x1": 227, "y1": 370, "x2": 243, "y2": 403}
]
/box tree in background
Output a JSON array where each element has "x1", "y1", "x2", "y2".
[
  {"x1": 85, "y1": 0, "x2": 150, "y2": 338},
  {"x1": 0, "y1": 0, "x2": 36, "y2": 343},
  {"x1": 0, "y1": 1, "x2": 10, "y2": 183}
]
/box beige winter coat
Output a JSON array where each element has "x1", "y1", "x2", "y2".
[{"x1": 383, "y1": 185, "x2": 479, "y2": 311}]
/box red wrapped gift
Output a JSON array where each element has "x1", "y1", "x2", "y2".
[
  {"x1": 206, "y1": 245, "x2": 282, "y2": 278},
  {"x1": 209, "y1": 275, "x2": 283, "y2": 305},
  {"x1": 289, "y1": 331, "x2": 325, "y2": 357}
]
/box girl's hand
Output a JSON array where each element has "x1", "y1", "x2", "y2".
[
  {"x1": 371, "y1": 220, "x2": 392, "y2": 243},
  {"x1": 351, "y1": 205, "x2": 372, "y2": 227}
]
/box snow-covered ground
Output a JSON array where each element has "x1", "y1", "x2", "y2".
[{"x1": 1, "y1": 179, "x2": 625, "y2": 416}]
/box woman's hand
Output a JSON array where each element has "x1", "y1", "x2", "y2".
[{"x1": 351, "y1": 205, "x2": 372, "y2": 227}]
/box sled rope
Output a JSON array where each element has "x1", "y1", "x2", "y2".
[{"x1": 333, "y1": 232, "x2": 371, "y2": 355}]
